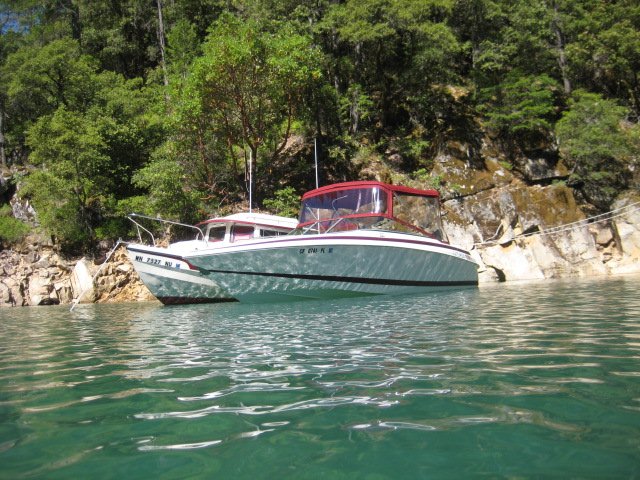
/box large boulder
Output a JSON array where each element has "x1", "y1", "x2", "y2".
[
  {"x1": 27, "y1": 272, "x2": 60, "y2": 306},
  {"x1": 446, "y1": 181, "x2": 616, "y2": 281},
  {"x1": 608, "y1": 193, "x2": 640, "y2": 274},
  {"x1": 70, "y1": 258, "x2": 96, "y2": 303},
  {"x1": 445, "y1": 182, "x2": 584, "y2": 245},
  {"x1": 513, "y1": 148, "x2": 569, "y2": 183},
  {"x1": 0, "y1": 282, "x2": 11, "y2": 305},
  {"x1": 10, "y1": 193, "x2": 37, "y2": 224}
]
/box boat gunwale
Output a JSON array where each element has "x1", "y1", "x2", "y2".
[
  {"x1": 129, "y1": 230, "x2": 473, "y2": 258},
  {"x1": 180, "y1": 231, "x2": 474, "y2": 258}
]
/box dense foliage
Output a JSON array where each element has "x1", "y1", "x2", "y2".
[
  {"x1": 0, "y1": 0, "x2": 638, "y2": 250},
  {"x1": 0, "y1": 204, "x2": 29, "y2": 246}
]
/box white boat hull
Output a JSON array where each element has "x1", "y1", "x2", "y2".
[
  {"x1": 127, "y1": 246, "x2": 234, "y2": 304},
  {"x1": 184, "y1": 231, "x2": 478, "y2": 303}
]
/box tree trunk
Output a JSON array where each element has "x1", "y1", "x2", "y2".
[
  {"x1": 156, "y1": 0, "x2": 169, "y2": 89},
  {"x1": 69, "y1": 1, "x2": 81, "y2": 41},
  {"x1": 0, "y1": 106, "x2": 6, "y2": 167},
  {"x1": 58, "y1": 0, "x2": 82, "y2": 41},
  {"x1": 552, "y1": 2, "x2": 571, "y2": 95}
]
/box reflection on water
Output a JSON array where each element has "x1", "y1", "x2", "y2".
[{"x1": 1, "y1": 276, "x2": 640, "y2": 478}]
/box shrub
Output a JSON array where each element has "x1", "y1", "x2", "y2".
[
  {"x1": 0, "y1": 205, "x2": 30, "y2": 245},
  {"x1": 262, "y1": 187, "x2": 300, "y2": 218}
]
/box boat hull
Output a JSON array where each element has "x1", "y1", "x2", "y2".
[
  {"x1": 126, "y1": 246, "x2": 235, "y2": 305},
  {"x1": 184, "y1": 232, "x2": 478, "y2": 303}
]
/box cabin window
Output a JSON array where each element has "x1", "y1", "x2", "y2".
[
  {"x1": 207, "y1": 225, "x2": 226, "y2": 242},
  {"x1": 260, "y1": 229, "x2": 287, "y2": 237},
  {"x1": 392, "y1": 193, "x2": 447, "y2": 240},
  {"x1": 231, "y1": 225, "x2": 255, "y2": 242}
]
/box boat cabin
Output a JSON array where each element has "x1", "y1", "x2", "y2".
[
  {"x1": 197, "y1": 213, "x2": 298, "y2": 244},
  {"x1": 297, "y1": 181, "x2": 448, "y2": 241}
]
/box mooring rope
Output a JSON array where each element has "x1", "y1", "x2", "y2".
[
  {"x1": 70, "y1": 239, "x2": 128, "y2": 311},
  {"x1": 473, "y1": 200, "x2": 640, "y2": 248}
]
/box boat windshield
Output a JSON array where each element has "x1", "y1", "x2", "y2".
[
  {"x1": 299, "y1": 187, "x2": 387, "y2": 224},
  {"x1": 298, "y1": 183, "x2": 447, "y2": 241},
  {"x1": 392, "y1": 193, "x2": 448, "y2": 242}
]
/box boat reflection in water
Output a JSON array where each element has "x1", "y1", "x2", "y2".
[{"x1": 127, "y1": 181, "x2": 479, "y2": 304}]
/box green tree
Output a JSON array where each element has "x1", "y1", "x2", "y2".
[
  {"x1": 1, "y1": 37, "x2": 98, "y2": 160},
  {"x1": 163, "y1": 0, "x2": 225, "y2": 40},
  {"x1": 177, "y1": 13, "x2": 323, "y2": 201},
  {"x1": 480, "y1": 72, "x2": 559, "y2": 148},
  {"x1": 90, "y1": 71, "x2": 166, "y2": 199},
  {"x1": 319, "y1": 0, "x2": 466, "y2": 154},
  {"x1": 74, "y1": 0, "x2": 159, "y2": 78},
  {"x1": 556, "y1": 91, "x2": 635, "y2": 208},
  {"x1": 262, "y1": 186, "x2": 300, "y2": 217},
  {"x1": 5, "y1": 38, "x2": 97, "y2": 113},
  {"x1": 22, "y1": 107, "x2": 109, "y2": 247},
  {"x1": 0, "y1": 205, "x2": 30, "y2": 246},
  {"x1": 7, "y1": 38, "x2": 166, "y2": 247},
  {"x1": 0, "y1": 29, "x2": 20, "y2": 166},
  {"x1": 132, "y1": 141, "x2": 202, "y2": 222},
  {"x1": 166, "y1": 19, "x2": 201, "y2": 82},
  {"x1": 472, "y1": 0, "x2": 556, "y2": 85},
  {"x1": 450, "y1": 0, "x2": 504, "y2": 75},
  {"x1": 566, "y1": 1, "x2": 640, "y2": 119}
]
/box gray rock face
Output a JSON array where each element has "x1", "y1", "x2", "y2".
[
  {"x1": 0, "y1": 245, "x2": 74, "y2": 307},
  {"x1": 10, "y1": 194, "x2": 37, "y2": 224},
  {"x1": 445, "y1": 186, "x2": 640, "y2": 282}
]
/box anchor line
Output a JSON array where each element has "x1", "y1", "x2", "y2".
[
  {"x1": 70, "y1": 239, "x2": 129, "y2": 311},
  {"x1": 473, "y1": 201, "x2": 640, "y2": 247}
]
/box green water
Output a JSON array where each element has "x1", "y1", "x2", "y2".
[{"x1": 1, "y1": 276, "x2": 640, "y2": 479}]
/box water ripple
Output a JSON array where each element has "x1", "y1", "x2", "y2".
[{"x1": 1, "y1": 276, "x2": 640, "y2": 478}]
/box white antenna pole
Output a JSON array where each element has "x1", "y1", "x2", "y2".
[
  {"x1": 249, "y1": 149, "x2": 253, "y2": 213},
  {"x1": 314, "y1": 138, "x2": 319, "y2": 189}
]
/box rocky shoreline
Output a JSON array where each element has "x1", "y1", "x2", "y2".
[
  {"x1": 0, "y1": 242, "x2": 156, "y2": 307},
  {"x1": 446, "y1": 186, "x2": 640, "y2": 283}
]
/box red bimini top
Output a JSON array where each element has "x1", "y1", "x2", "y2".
[{"x1": 301, "y1": 181, "x2": 440, "y2": 200}]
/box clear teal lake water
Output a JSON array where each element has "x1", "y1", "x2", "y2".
[{"x1": 1, "y1": 276, "x2": 640, "y2": 479}]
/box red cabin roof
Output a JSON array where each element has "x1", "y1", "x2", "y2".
[{"x1": 301, "y1": 181, "x2": 440, "y2": 200}]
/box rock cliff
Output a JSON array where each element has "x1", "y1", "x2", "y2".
[
  {"x1": 445, "y1": 187, "x2": 639, "y2": 283},
  {"x1": 431, "y1": 145, "x2": 640, "y2": 283}
]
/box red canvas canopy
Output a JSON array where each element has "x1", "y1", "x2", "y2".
[
  {"x1": 298, "y1": 181, "x2": 446, "y2": 241},
  {"x1": 301, "y1": 181, "x2": 439, "y2": 200}
]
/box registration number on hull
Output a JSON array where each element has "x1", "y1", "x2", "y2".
[
  {"x1": 135, "y1": 255, "x2": 181, "y2": 269},
  {"x1": 299, "y1": 247, "x2": 334, "y2": 255}
]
